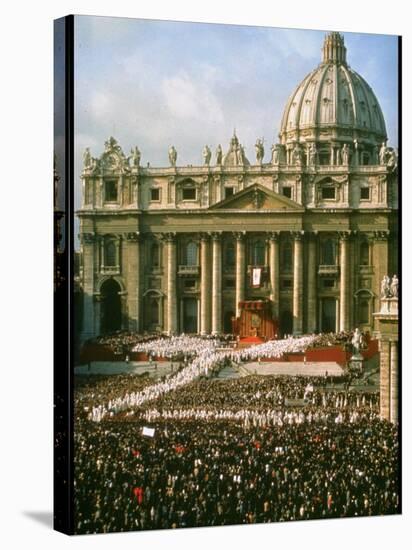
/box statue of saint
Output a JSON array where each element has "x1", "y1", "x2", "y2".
[
  {"x1": 130, "y1": 146, "x2": 141, "y2": 167},
  {"x1": 342, "y1": 143, "x2": 350, "y2": 165},
  {"x1": 203, "y1": 145, "x2": 211, "y2": 166},
  {"x1": 390, "y1": 274, "x2": 399, "y2": 298},
  {"x1": 215, "y1": 144, "x2": 222, "y2": 165},
  {"x1": 83, "y1": 147, "x2": 92, "y2": 168},
  {"x1": 292, "y1": 143, "x2": 303, "y2": 166},
  {"x1": 255, "y1": 139, "x2": 264, "y2": 165},
  {"x1": 271, "y1": 144, "x2": 280, "y2": 165},
  {"x1": 168, "y1": 145, "x2": 177, "y2": 167},
  {"x1": 381, "y1": 275, "x2": 391, "y2": 298},
  {"x1": 387, "y1": 149, "x2": 398, "y2": 172},
  {"x1": 335, "y1": 146, "x2": 342, "y2": 165},
  {"x1": 308, "y1": 143, "x2": 317, "y2": 166},
  {"x1": 379, "y1": 142, "x2": 387, "y2": 165},
  {"x1": 351, "y1": 328, "x2": 362, "y2": 356}
]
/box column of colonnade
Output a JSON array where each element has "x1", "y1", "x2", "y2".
[
  {"x1": 211, "y1": 233, "x2": 222, "y2": 334},
  {"x1": 339, "y1": 232, "x2": 350, "y2": 332},
  {"x1": 125, "y1": 232, "x2": 141, "y2": 333},
  {"x1": 163, "y1": 230, "x2": 359, "y2": 336},
  {"x1": 200, "y1": 234, "x2": 211, "y2": 334},
  {"x1": 292, "y1": 232, "x2": 303, "y2": 334},
  {"x1": 166, "y1": 233, "x2": 177, "y2": 334},
  {"x1": 269, "y1": 233, "x2": 280, "y2": 320},
  {"x1": 235, "y1": 233, "x2": 246, "y2": 318},
  {"x1": 306, "y1": 233, "x2": 317, "y2": 333}
]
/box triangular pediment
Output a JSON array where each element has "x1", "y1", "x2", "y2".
[{"x1": 210, "y1": 183, "x2": 303, "y2": 211}]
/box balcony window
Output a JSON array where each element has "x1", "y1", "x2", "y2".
[
  {"x1": 281, "y1": 241, "x2": 292, "y2": 271},
  {"x1": 184, "y1": 279, "x2": 196, "y2": 290},
  {"x1": 321, "y1": 239, "x2": 336, "y2": 265},
  {"x1": 105, "y1": 241, "x2": 117, "y2": 267},
  {"x1": 225, "y1": 242, "x2": 235, "y2": 267},
  {"x1": 151, "y1": 242, "x2": 160, "y2": 268},
  {"x1": 184, "y1": 242, "x2": 198, "y2": 266},
  {"x1": 360, "y1": 242, "x2": 369, "y2": 266},
  {"x1": 252, "y1": 240, "x2": 265, "y2": 266},
  {"x1": 105, "y1": 180, "x2": 118, "y2": 202},
  {"x1": 282, "y1": 279, "x2": 292, "y2": 290}
]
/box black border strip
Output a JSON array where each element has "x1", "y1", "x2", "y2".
[
  {"x1": 397, "y1": 33, "x2": 402, "y2": 515},
  {"x1": 53, "y1": 14, "x2": 74, "y2": 535}
]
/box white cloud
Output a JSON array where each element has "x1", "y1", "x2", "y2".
[{"x1": 161, "y1": 70, "x2": 224, "y2": 123}]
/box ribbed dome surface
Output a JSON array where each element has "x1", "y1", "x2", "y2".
[{"x1": 279, "y1": 33, "x2": 387, "y2": 145}]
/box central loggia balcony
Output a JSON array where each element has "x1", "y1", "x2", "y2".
[
  {"x1": 178, "y1": 265, "x2": 200, "y2": 276},
  {"x1": 318, "y1": 264, "x2": 340, "y2": 276}
]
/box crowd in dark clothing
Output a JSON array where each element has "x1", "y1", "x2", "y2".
[{"x1": 74, "y1": 373, "x2": 397, "y2": 534}]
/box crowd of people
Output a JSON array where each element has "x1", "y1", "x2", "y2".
[
  {"x1": 74, "y1": 414, "x2": 398, "y2": 533},
  {"x1": 88, "y1": 335, "x2": 330, "y2": 422},
  {"x1": 73, "y1": 333, "x2": 398, "y2": 534}
]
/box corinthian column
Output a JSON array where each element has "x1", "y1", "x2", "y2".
[
  {"x1": 306, "y1": 233, "x2": 317, "y2": 333},
  {"x1": 293, "y1": 232, "x2": 304, "y2": 334},
  {"x1": 166, "y1": 233, "x2": 177, "y2": 334},
  {"x1": 125, "y1": 232, "x2": 141, "y2": 332},
  {"x1": 235, "y1": 232, "x2": 246, "y2": 318},
  {"x1": 339, "y1": 232, "x2": 350, "y2": 331},
  {"x1": 211, "y1": 233, "x2": 222, "y2": 334},
  {"x1": 81, "y1": 232, "x2": 96, "y2": 341},
  {"x1": 269, "y1": 232, "x2": 280, "y2": 319},
  {"x1": 200, "y1": 234, "x2": 211, "y2": 334}
]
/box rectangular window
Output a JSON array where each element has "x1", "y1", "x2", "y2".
[
  {"x1": 184, "y1": 279, "x2": 196, "y2": 289},
  {"x1": 105, "y1": 180, "x2": 118, "y2": 202},
  {"x1": 225, "y1": 279, "x2": 235, "y2": 289},
  {"x1": 225, "y1": 187, "x2": 235, "y2": 199},
  {"x1": 322, "y1": 187, "x2": 336, "y2": 200},
  {"x1": 182, "y1": 187, "x2": 197, "y2": 201},
  {"x1": 281, "y1": 279, "x2": 292, "y2": 289},
  {"x1": 282, "y1": 186, "x2": 292, "y2": 199},
  {"x1": 150, "y1": 188, "x2": 160, "y2": 201},
  {"x1": 360, "y1": 187, "x2": 370, "y2": 200},
  {"x1": 323, "y1": 279, "x2": 335, "y2": 289}
]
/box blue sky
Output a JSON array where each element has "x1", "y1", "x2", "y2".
[{"x1": 73, "y1": 15, "x2": 398, "y2": 211}]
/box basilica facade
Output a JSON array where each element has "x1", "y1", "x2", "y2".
[{"x1": 78, "y1": 32, "x2": 398, "y2": 341}]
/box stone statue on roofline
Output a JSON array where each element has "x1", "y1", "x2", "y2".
[
  {"x1": 308, "y1": 142, "x2": 318, "y2": 166},
  {"x1": 130, "y1": 146, "x2": 141, "y2": 167},
  {"x1": 271, "y1": 143, "x2": 280, "y2": 165},
  {"x1": 386, "y1": 149, "x2": 398, "y2": 172},
  {"x1": 390, "y1": 274, "x2": 398, "y2": 298},
  {"x1": 379, "y1": 142, "x2": 388, "y2": 165},
  {"x1": 255, "y1": 138, "x2": 264, "y2": 165},
  {"x1": 292, "y1": 143, "x2": 303, "y2": 166},
  {"x1": 215, "y1": 144, "x2": 222, "y2": 165},
  {"x1": 203, "y1": 145, "x2": 212, "y2": 166},
  {"x1": 342, "y1": 143, "x2": 350, "y2": 165},
  {"x1": 380, "y1": 275, "x2": 391, "y2": 298},
  {"x1": 168, "y1": 145, "x2": 177, "y2": 167},
  {"x1": 83, "y1": 147, "x2": 92, "y2": 168}
]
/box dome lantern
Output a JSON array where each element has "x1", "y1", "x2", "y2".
[{"x1": 322, "y1": 32, "x2": 347, "y2": 64}]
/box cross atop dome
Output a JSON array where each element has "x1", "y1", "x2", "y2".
[{"x1": 322, "y1": 31, "x2": 347, "y2": 64}]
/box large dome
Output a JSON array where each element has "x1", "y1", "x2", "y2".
[{"x1": 279, "y1": 32, "x2": 387, "y2": 147}]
